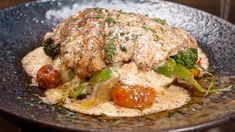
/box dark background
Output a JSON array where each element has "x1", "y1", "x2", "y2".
[{"x1": 0, "y1": 0, "x2": 234, "y2": 132}]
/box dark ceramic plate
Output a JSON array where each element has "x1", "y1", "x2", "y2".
[{"x1": 0, "y1": 0, "x2": 235, "y2": 131}]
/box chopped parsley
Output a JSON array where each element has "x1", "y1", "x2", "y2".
[
  {"x1": 142, "y1": 25, "x2": 149, "y2": 30},
  {"x1": 95, "y1": 15, "x2": 103, "y2": 19},
  {"x1": 105, "y1": 39, "x2": 116, "y2": 61},
  {"x1": 106, "y1": 17, "x2": 116, "y2": 26},
  {"x1": 141, "y1": 25, "x2": 156, "y2": 33},
  {"x1": 149, "y1": 28, "x2": 156, "y2": 33},
  {"x1": 154, "y1": 18, "x2": 167, "y2": 25}
]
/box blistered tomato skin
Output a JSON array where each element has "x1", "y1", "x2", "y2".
[
  {"x1": 111, "y1": 83, "x2": 156, "y2": 109},
  {"x1": 36, "y1": 65, "x2": 62, "y2": 89}
]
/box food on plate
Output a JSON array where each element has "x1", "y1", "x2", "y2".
[{"x1": 22, "y1": 8, "x2": 219, "y2": 117}]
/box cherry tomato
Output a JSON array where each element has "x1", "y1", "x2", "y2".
[
  {"x1": 36, "y1": 65, "x2": 62, "y2": 89},
  {"x1": 190, "y1": 68, "x2": 203, "y2": 78},
  {"x1": 111, "y1": 83, "x2": 156, "y2": 109}
]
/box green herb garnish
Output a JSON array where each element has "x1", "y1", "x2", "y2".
[
  {"x1": 154, "y1": 18, "x2": 167, "y2": 25},
  {"x1": 141, "y1": 26, "x2": 156, "y2": 33},
  {"x1": 106, "y1": 17, "x2": 116, "y2": 26},
  {"x1": 142, "y1": 25, "x2": 149, "y2": 30},
  {"x1": 105, "y1": 39, "x2": 116, "y2": 61},
  {"x1": 95, "y1": 15, "x2": 103, "y2": 19}
]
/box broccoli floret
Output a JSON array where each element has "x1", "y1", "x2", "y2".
[
  {"x1": 43, "y1": 38, "x2": 60, "y2": 59},
  {"x1": 171, "y1": 48, "x2": 198, "y2": 68}
]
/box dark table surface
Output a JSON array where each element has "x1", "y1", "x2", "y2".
[{"x1": 0, "y1": 0, "x2": 235, "y2": 132}]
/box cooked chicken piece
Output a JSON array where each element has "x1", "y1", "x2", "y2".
[{"x1": 44, "y1": 8, "x2": 198, "y2": 78}]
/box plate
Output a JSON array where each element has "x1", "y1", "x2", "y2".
[{"x1": 0, "y1": 0, "x2": 235, "y2": 131}]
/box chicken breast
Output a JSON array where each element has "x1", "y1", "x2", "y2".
[{"x1": 44, "y1": 8, "x2": 198, "y2": 78}]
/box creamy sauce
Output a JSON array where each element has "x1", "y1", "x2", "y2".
[
  {"x1": 23, "y1": 47, "x2": 191, "y2": 117},
  {"x1": 63, "y1": 85, "x2": 190, "y2": 117},
  {"x1": 113, "y1": 62, "x2": 173, "y2": 89},
  {"x1": 22, "y1": 47, "x2": 52, "y2": 86}
]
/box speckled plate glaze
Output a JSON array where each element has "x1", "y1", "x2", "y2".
[{"x1": 0, "y1": 0, "x2": 235, "y2": 131}]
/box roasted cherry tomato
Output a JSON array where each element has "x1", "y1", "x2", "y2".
[
  {"x1": 36, "y1": 65, "x2": 62, "y2": 89},
  {"x1": 111, "y1": 83, "x2": 156, "y2": 109},
  {"x1": 190, "y1": 68, "x2": 203, "y2": 78}
]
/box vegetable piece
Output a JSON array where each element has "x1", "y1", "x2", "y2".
[
  {"x1": 171, "y1": 48, "x2": 198, "y2": 69},
  {"x1": 68, "y1": 68, "x2": 112, "y2": 99},
  {"x1": 37, "y1": 65, "x2": 62, "y2": 89},
  {"x1": 68, "y1": 68, "x2": 75, "y2": 80},
  {"x1": 89, "y1": 68, "x2": 112, "y2": 84},
  {"x1": 78, "y1": 72, "x2": 119, "y2": 109},
  {"x1": 52, "y1": 81, "x2": 89, "y2": 103},
  {"x1": 173, "y1": 64, "x2": 207, "y2": 93},
  {"x1": 69, "y1": 86, "x2": 86, "y2": 99},
  {"x1": 43, "y1": 38, "x2": 60, "y2": 59},
  {"x1": 154, "y1": 59, "x2": 228, "y2": 94},
  {"x1": 60, "y1": 68, "x2": 75, "y2": 82},
  {"x1": 153, "y1": 58, "x2": 176, "y2": 77},
  {"x1": 154, "y1": 58, "x2": 209, "y2": 93},
  {"x1": 111, "y1": 83, "x2": 156, "y2": 109},
  {"x1": 54, "y1": 81, "x2": 75, "y2": 103}
]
